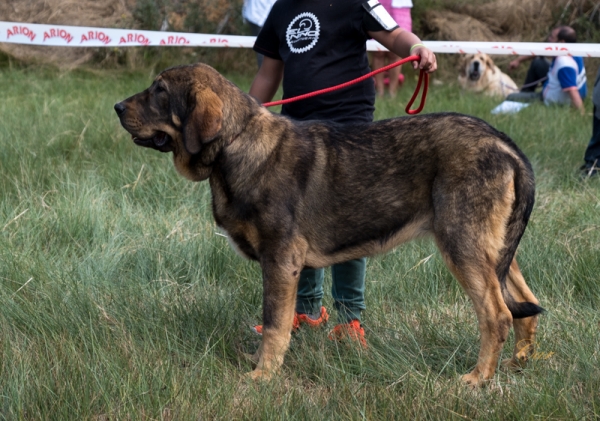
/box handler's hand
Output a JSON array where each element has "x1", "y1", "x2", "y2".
[
  {"x1": 411, "y1": 46, "x2": 437, "y2": 73},
  {"x1": 508, "y1": 59, "x2": 520, "y2": 70}
]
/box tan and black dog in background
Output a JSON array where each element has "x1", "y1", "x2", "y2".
[
  {"x1": 458, "y1": 53, "x2": 519, "y2": 98},
  {"x1": 114, "y1": 63, "x2": 543, "y2": 386}
]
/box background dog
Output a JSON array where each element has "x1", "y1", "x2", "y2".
[
  {"x1": 114, "y1": 63, "x2": 543, "y2": 387},
  {"x1": 458, "y1": 53, "x2": 519, "y2": 98}
]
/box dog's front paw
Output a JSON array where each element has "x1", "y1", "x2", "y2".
[{"x1": 460, "y1": 371, "x2": 489, "y2": 388}]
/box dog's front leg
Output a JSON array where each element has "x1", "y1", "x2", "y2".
[{"x1": 249, "y1": 241, "x2": 306, "y2": 380}]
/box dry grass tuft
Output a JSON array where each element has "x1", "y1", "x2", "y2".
[
  {"x1": 423, "y1": 10, "x2": 498, "y2": 42},
  {"x1": 422, "y1": 0, "x2": 600, "y2": 42}
]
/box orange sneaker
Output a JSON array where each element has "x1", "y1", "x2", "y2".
[
  {"x1": 328, "y1": 320, "x2": 367, "y2": 348},
  {"x1": 252, "y1": 306, "x2": 329, "y2": 335}
]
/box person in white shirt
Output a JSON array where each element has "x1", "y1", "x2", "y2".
[{"x1": 506, "y1": 26, "x2": 587, "y2": 114}]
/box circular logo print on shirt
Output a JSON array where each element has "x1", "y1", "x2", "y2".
[{"x1": 286, "y1": 12, "x2": 320, "y2": 54}]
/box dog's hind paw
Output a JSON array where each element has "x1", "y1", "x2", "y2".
[
  {"x1": 501, "y1": 357, "x2": 526, "y2": 372},
  {"x1": 246, "y1": 369, "x2": 273, "y2": 381},
  {"x1": 241, "y1": 352, "x2": 259, "y2": 366}
]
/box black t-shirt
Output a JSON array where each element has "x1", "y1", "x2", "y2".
[{"x1": 254, "y1": 0, "x2": 385, "y2": 124}]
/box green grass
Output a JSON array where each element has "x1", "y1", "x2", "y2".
[{"x1": 1, "y1": 65, "x2": 599, "y2": 420}]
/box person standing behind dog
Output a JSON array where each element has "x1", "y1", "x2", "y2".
[
  {"x1": 248, "y1": 0, "x2": 437, "y2": 344},
  {"x1": 371, "y1": 0, "x2": 413, "y2": 98},
  {"x1": 242, "y1": 0, "x2": 277, "y2": 68},
  {"x1": 581, "y1": 67, "x2": 600, "y2": 178}
]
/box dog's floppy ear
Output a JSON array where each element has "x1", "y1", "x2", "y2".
[
  {"x1": 485, "y1": 56, "x2": 496, "y2": 74},
  {"x1": 183, "y1": 88, "x2": 223, "y2": 155},
  {"x1": 458, "y1": 55, "x2": 468, "y2": 77}
]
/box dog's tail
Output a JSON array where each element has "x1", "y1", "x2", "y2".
[{"x1": 495, "y1": 138, "x2": 544, "y2": 319}]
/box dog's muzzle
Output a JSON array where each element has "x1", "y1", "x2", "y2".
[
  {"x1": 114, "y1": 102, "x2": 174, "y2": 152},
  {"x1": 468, "y1": 61, "x2": 481, "y2": 81}
]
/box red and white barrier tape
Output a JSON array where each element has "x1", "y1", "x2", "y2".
[
  {"x1": 1, "y1": 21, "x2": 600, "y2": 57},
  {"x1": 368, "y1": 40, "x2": 600, "y2": 57}
]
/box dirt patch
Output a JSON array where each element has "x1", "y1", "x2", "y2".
[
  {"x1": 422, "y1": 11, "x2": 498, "y2": 42},
  {"x1": 0, "y1": 0, "x2": 134, "y2": 68},
  {"x1": 420, "y1": 0, "x2": 592, "y2": 42}
]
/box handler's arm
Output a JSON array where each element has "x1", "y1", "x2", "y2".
[
  {"x1": 368, "y1": 28, "x2": 437, "y2": 73},
  {"x1": 249, "y1": 56, "x2": 284, "y2": 104},
  {"x1": 509, "y1": 55, "x2": 533, "y2": 70},
  {"x1": 566, "y1": 88, "x2": 585, "y2": 114}
]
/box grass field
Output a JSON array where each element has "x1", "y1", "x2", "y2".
[{"x1": 1, "y1": 64, "x2": 599, "y2": 420}]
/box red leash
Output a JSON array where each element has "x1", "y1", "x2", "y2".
[{"x1": 262, "y1": 54, "x2": 429, "y2": 115}]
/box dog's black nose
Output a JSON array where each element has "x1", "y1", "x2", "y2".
[{"x1": 114, "y1": 102, "x2": 126, "y2": 115}]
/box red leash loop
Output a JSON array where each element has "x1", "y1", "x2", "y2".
[
  {"x1": 262, "y1": 54, "x2": 428, "y2": 115},
  {"x1": 405, "y1": 66, "x2": 429, "y2": 115}
]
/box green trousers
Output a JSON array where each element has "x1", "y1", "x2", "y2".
[{"x1": 295, "y1": 257, "x2": 366, "y2": 323}]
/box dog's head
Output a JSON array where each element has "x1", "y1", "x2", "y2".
[
  {"x1": 459, "y1": 53, "x2": 496, "y2": 82},
  {"x1": 115, "y1": 64, "x2": 243, "y2": 180}
]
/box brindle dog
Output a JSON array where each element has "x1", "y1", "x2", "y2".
[{"x1": 114, "y1": 63, "x2": 543, "y2": 386}]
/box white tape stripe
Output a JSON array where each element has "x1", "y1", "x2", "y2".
[
  {"x1": 1, "y1": 21, "x2": 600, "y2": 57},
  {"x1": 0, "y1": 21, "x2": 254, "y2": 48},
  {"x1": 369, "y1": 40, "x2": 600, "y2": 58}
]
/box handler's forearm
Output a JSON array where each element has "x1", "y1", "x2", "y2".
[
  {"x1": 567, "y1": 89, "x2": 584, "y2": 114},
  {"x1": 249, "y1": 57, "x2": 284, "y2": 104},
  {"x1": 516, "y1": 56, "x2": 533, "y2": 64},
  {"x1": 249, "y1": 74, "x2": 279, "y2": 104},
  {"x1": 389, "y1": 28, "x2": 422, "y2": 58},
  {"x1": 509, "y1": 55, "x2": 534, "y2": 70},
  {"x1": 368, "y1": 29, "x2": 436, "y2": 72}
]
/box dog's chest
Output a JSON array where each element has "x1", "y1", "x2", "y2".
[{"x1": 215, "y1": 220, "x2": 260, "y2": 261}]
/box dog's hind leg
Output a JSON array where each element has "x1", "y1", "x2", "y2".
[
  {"x1": 502, "y1": 258, "x2": 540, "y2": 370},
  {"x1": 437, "y1": 249, "x2": 513, "y2": 386},
  {"x1": 432, "y1": 180, "x2": 516, "y2": 386},
  {"x1": 249, "y1": 238, "x2": 307, "y2": 380}
]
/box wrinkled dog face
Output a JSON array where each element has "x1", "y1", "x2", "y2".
[{"x1": 114, "y1": 65, "x2": 224, "y2": 157}]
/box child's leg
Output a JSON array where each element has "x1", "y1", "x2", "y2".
[
  {"x1": 296, "y1": 267, "x2": 325, "y2": 317},
  {"x1": 331, "y1": 258, "x2": 367, "y2": 323},
  {"x1": 372, "y1": 52, "x2": 387, "y2": 97},
  {"x1": 386, "y1": 52, "x2": 402, "y2": 98}
]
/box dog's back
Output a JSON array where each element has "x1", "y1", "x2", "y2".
[{"x1": 283, "y1": 113, "x2": 533, "y2": 265}]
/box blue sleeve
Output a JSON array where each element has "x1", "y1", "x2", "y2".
[{"x1": 557, "y1": 66, "x2": 577, "y2": 89}]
